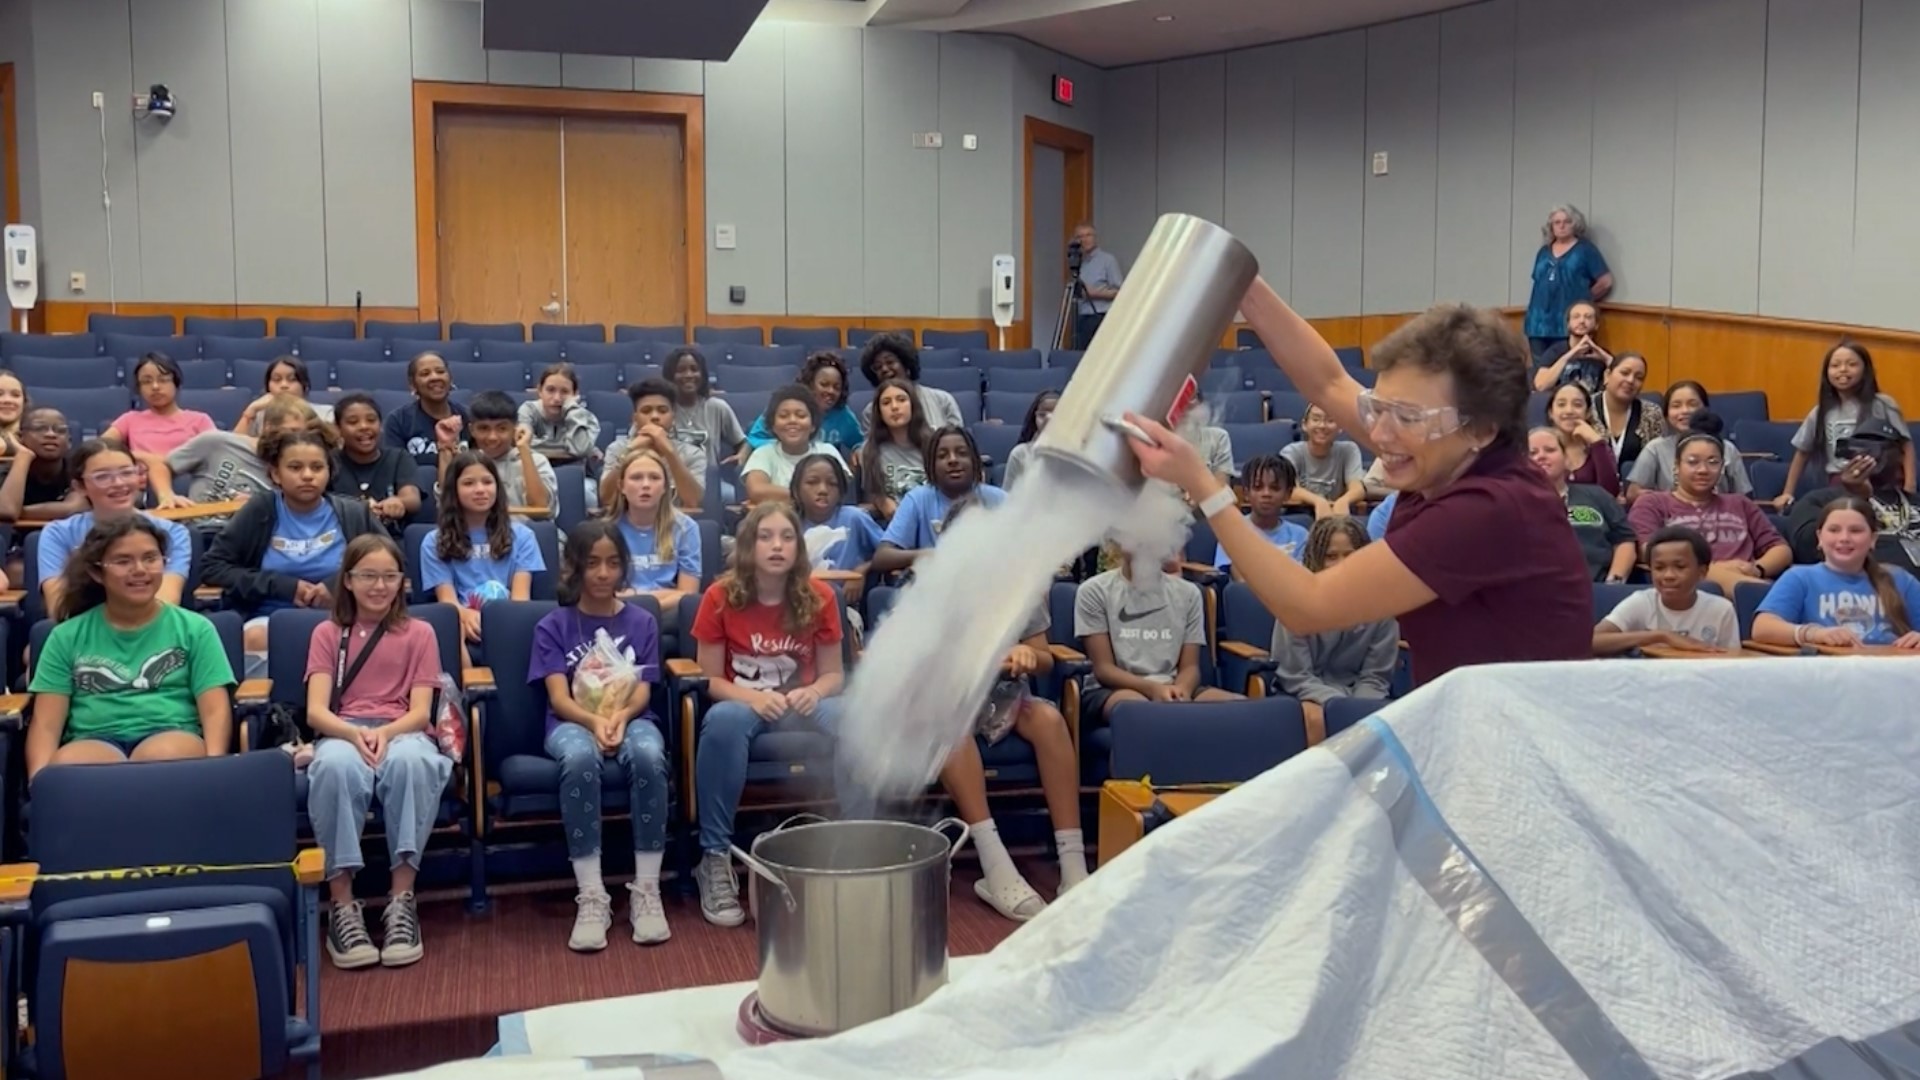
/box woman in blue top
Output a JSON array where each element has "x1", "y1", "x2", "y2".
[
  {"x1": 872, "y1": 425, "x2": 1005, "y2": 576},
  {"x1": 1752, "y1": 496, "x2": 1920, "y2": 649},
  {"x1": 421, "y1": 450, "x2": 544, "y2": 660},
  {"x1": 604, "y1": 446, "x2": 701, "y2": 624},
  {"x1": 1524, "y1": 204, "x2": 1613, "y2": 362},
  {"x1": 745, "y1": 351, "x2": 864, "y2": 457}
]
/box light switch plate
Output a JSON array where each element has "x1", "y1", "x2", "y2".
[{"x1": 715, "y1": 224, "x2": 737, "y2": 250}]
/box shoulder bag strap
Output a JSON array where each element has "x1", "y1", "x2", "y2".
[{"x1": 330, "y1": 621, "x2": 390, "y2": 714}]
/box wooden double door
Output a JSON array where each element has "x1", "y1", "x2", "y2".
[{"x1": 435, "y1": 110, "x2": 687, "y2": 330}]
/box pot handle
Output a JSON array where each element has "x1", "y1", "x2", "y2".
[
  {"x1": 931, "y1": 816, "x2": 973, "y2": 863},
  {"x1": 730, "y1": 845, "x2": 798, "y2": 913},
  {"x1": 769, "y1": 811, "x2": 832, "y2": 834}
]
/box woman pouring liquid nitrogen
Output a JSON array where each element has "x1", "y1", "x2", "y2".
[{"x1": 1124, "y1": 283, "x2": 1592, "y2": 685}]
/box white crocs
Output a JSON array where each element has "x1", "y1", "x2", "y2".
[{"x1": 974, "y1": 875, "x2": 1047, "y2": 922}]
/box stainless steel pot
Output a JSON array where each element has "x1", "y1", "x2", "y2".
[{"x1": 732, "y1": 815, "x2": 971, "y2": 1037}]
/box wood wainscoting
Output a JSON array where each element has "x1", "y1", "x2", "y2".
[{"x1": 36, "y1": 301, "x2": 422, "y2": 336}]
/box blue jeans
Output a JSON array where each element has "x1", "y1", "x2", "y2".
[
  {"x1": 696, "y1": 697, "x2": 842, "y2": 853},
  {"x1": 544, "y1": 719, "x2": 669, "y2": 859},
  {"x1": 308, "y1": 724, "x2": 452, "y2": 877}
]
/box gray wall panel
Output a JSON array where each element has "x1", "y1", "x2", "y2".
[
  {"x1": 1670, "y1": 0, "x2": 1765, "y2": 315},
  {"x1": 1508, "y1": 0, "x2": 1593, "y2": 306},
  {"x1": 131, "y1": 0, "x2": 235, "y2": 303},
  {"x1": 861, "y1": 31, "x2": 939, "y2": 316},
  {"x1": 936, "y1": 33, "x2": 1014, "y2": 319},
  {"x1": 561, "y1": 54, "x2": 633, "y2": 91},
  {"x1": 1362, "y1": 15, "x2": 1440, "y2": 315},
  {"x1": 318, "y1": 0, "x2": 416, "y2": 306},
  {"x1": 488, "y1": 49, "x2": 560, "y2": 87},
  {"x1": 409, "y1": 0, "x2": 485, "y2": 84},
  {"x1": 1759, "y1": 0, "x2": 1861, "y2": 322},
  {"x1": 1154, "y1": 55, "x2": 1224, "y2": 224},
  {"x1": 1434, "y1": 0, "x2": 1514, "y2": 308},
  {"x1": 1224, "y1": 44, "x2": 1293, "y2": 300},
  {"x1": 704, "y1": 21, "x2": 786, "y2": 315},
  {"x1": 1008, "y1": 36, "x2": 1097, "y2": 320},
  {"x1": 633, "y1": 58, "x2": 703, "y2": 95},
  {"x1": 783, "y1": 25, "x2": 862, "y2": 316},
  {"x1": 0, "y1": 0, "x2": 37, "y2": 232},
  {"x1": 1031, "y1": 144, "x2": 1066, "y2": 350},
  {"x1": 1586, "y1": 0, "x2": 1678, "y2": 306},
  {"x1": 1098, "y1": 65, "x2": 1156, "y2": 269},
  {"x1": 1289, "y1": 31, "x2": 1365, "y2": 319},
  {"x1": 1853, "y1": 0, "x2": 1920, "y2": 330},
  {"x1": 227, "y1": 0, "x2": 327, "y2": 305}
]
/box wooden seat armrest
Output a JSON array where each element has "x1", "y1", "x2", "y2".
[
  {"x1": 462, "y1": 667, "x2": 496, "y2": 694},
  {"x1": 1217, "y1": 640, "x2": 1271, "y2": 661},
  {"x1": 293, "y1": 849, "x2": 325, "y2": 887},
  {"x1": 1178, "y1": 561, "x2": 1219, "y2": 578},
  {"x1": 665, "y1": 658, "x2": 704, "y2": 679},
  {"x1": 0, "y1": 863, "x2": 39, "y2": 905},
  {"x1": 0, "y1": 693, "x2": 29, "y2": 728},
  {"x1": 1047, "y1": 644, "x2": 1087, "y2": 664},
  {"x1": 1741, "y1": 639, "x2": 1803, "y2": 656},
  {"x1": 0, "y1": 589, "x2": 22, "y2": 609},
  {"x1": 193, "y1": 586, "x2": 223, "y2": 602},
  {"x1": 235, "y1": 679, "x2": 274, "y2": 707}
]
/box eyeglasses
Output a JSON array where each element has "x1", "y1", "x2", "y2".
[
  {"x1": 1355, "y1": 390, "x2": 1467, "y2": 442},
  {"x1": 84, "y1": 467, "x2": 142, "y2": 487},
  {"x1": 24, "y1": 423, "x2": 69, "y2": 435},
  {"x1": 346, "y1": 571, "x2": 404, "y2": 586},
  {"x1": 100, "y1": 552, "x2": 165, "y2": 571}
]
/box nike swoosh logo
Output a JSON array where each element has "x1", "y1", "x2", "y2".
[{"x1": 1117, "y1": 606, "x2": 1164, "y2": 623}]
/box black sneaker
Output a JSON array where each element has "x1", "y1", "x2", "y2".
[
  {"x1": 327, "y1": 900, "x2": 379, "y2": 970},
  {"x1": 379, "y1": 892, "x2": 424, "y2": 967}
]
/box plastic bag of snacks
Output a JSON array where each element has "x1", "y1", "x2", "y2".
[{"x1": 572, "y1": 627, "x2": 647, "y2": 719}]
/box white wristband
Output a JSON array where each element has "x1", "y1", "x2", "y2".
[{"x1": 1197, "y1": 486, "x2": 1237, "y2": 520}]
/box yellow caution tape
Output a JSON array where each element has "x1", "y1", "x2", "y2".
[{"x1": 0, "y1": 860, "x2": 301, "y2": 888}]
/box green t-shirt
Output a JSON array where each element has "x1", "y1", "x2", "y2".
[{"x1": 29, "y1": 605, "x2": 234, "y2": 744}]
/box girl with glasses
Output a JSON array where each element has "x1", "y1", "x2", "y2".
[
  {"x1": 37, "y1": 440, "x2": 193, "y2": 616},
  {"x1": 0, "y1": 408, "x2": 81, "y2": 586}
]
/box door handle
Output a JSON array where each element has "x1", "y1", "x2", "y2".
[{"x1": 540, "y1": 300, "x2": 562, "y2": 317}]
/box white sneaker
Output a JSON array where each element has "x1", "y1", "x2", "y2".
[
  {"x1": 569, "y1": 887, "x2": 613, "y2": 952},
  {"x1": 628, "y1": 881, "x2": 671, "y2": 944}
]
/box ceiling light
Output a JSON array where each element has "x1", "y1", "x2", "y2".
[{"x1": 1154, "y1": 14, "x2": 1175, "y2": 21}]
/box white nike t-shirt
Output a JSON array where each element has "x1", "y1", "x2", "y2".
[{"x1": 1073, "y1": 569, "x2": 1207, "y2": 684}]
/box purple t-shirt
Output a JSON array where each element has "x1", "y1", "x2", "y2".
[
  {"x1": 1385, "y1": 443, "x2": 1593, "y2": 685},
  {"x1": 528, "y1": 603, "x2": 662, "y2": 737},
  {"x1": 1626, "y1": 491, "x2": 1784, "y2": 564}
]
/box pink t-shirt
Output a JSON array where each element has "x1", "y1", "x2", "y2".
[
  {"x1": 304, "y1": 617, "x2": 442, "y2": 722},
  {"x1": 111, "y1": 408, "x2": 216, "y2": 457},
  {"x1": 1626, "y1": 491, "x2": 1784, "y2": 564}
]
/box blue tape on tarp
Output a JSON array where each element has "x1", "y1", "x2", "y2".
[{"x1": 1329, "y1": 714, "x2": 1659, "y2": 1080}]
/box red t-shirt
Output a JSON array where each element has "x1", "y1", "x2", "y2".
[
  {"x1": 1385, "y1": 443, "x2": 1593, "y2": 685},
  {"x1": 690, "y1": 578, "x2": 842, "y2": 692}
]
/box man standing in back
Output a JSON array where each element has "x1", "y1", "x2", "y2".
[{"x1": 1073, "y1": 223, "x2": 1125, "y2": 349}]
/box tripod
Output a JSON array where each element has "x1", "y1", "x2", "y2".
[{"x1": 1052, "y1": 277, "x2": 1086, "y2": 352}]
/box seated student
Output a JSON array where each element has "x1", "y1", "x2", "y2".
[
  {"x1": 331, "y1": 393, "x2": 424, "y2": 536},
  {"x1": 382, "y1": 352, "x2": 471, "y2": 467},
  {"x1": 1216, "y1": 454, "x2": 1309, "y2": 577},
  {"x1": 1188, "y1": 389, "x2": 1235, "y2": 487},
  {"x1": 26, "y1": 516, "x2": 233, "y2": 779},
  {"x1": 1753, "y1": 496, "x2": 1920, "y2": 649},
  {"x1": 746, "y1": 351, "x2": 863, "y2": 457},
  {"x1": 1625, "y1": 381, "x2": 1753, "y2": 502},
  {"x1": 857, "y1": 378, "x2": 933, "y2": 522},
  {"x1": 1785, "y1": 417, "x2": 1920, "y2": 574},
  {"x1": 38, "y1": 440, "x2": 192, "y2": 614},
  {"x1": 1529, "y1": 426, "x2": 1635, "y2": 583},
  {"x1": 602, "y1": 447, "x2": 701, "y2": 620},
  {"x1": 691, "y1": 503, "x2": 845, "y2": 928},
  {"x1": 1075, "y1": 544, "x2": 1241, "y2": 723},
  {"x1": 420, "y1": 451, "x2": 543, "y2": 660},
  {"x1": 1781, "y1": 343, "x2": 1915, "y2": 505},
  {"x1": 1531, "y1": 300, "x2": 1610, "y2": 395},
  {"x1": 1626, "y1": 413, "x2": 1790, "y2": 594},
  {"x1": 1002, "y1": 390, "x2": 1059, "y2": 491},
  {"x1": 302, "y1": 534, "x2": 449, "y2": 970},
  {"x1": 1282, "y1": 404, "x2": 1365, "y2": 517},
  {"x1": 107, "y1": 353, "x2": 218, "y2": 487},
  {"x1": 603, "y1": 378, "x2": 707, "y2": 511},
  {"x1": 1360, "y1": 456, "x2": 1394, "y2": 503},
  {"x1": 235, "y1": 356, "x2": 333, "y2": 433},
  {"x1": 0, "y1": 408, "x2": 81, "y2": 585},
  {"x1": 665, "y1": 346, "x2": 748, "y2": 481},
  {"x1": 203, "y1": 428, "x2": 382, "y2": 660},
  {"x1": 529, "y1": 520, "x2": 670, "y2": 951},
  {"x1": 740, "y1": 386, "x2": 850, "y2": 503},
  {"x1": 1366, "y1": 488, "x2": 1397, "y2": 541},
  {"x1": 1545, "y1": 382, "x2": 1621, "y2": 497},
  {"x1": 857, "y1": 334, "x2": 965, "y2": 431},
  {"x1": 792, "y1": 452, "x2": 880, "y2": 605},
  {"x1": 0, "y1": 371, "x2": 24, "y2": 446},
  {"x1": 518, "y1": 363, "x2": 601, "y2": 468},
  {"x1": 1592, "y1": 525, "x2": 1739, "y2": 656},
  {"x1": 1270, "y1": 516, "x2": 1398, "y2": 736},
  {"x1": 148, "y1": 395, "x2": 322, "y2": 510},
  {"x1": 442, "y1": 390, "x2": 556, "y2": 515},
  {"x1": 872, "y1": 425, "x2": 1005, "y2": 576}
]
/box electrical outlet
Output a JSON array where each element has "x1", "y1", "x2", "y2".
[
  {"x1": 963, "y1": 134, "x2": 979, "y2": 151},
  {"x1": 69, "y1": 272, "x2": 86, "y2": 293},
  {"x1": 91, "y1": 91, "x2": 103, "y2": 109}
]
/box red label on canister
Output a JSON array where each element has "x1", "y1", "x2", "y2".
[{"x1": 1166, "y1": 374, "x2": 1199, "y2": 428}]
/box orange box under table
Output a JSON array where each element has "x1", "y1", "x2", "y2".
[{"x1": 1096, "y1": 779, "x2": 1233, "y2": 868}]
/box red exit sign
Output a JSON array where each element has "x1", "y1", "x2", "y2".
[{"x1": 1053, "y1": 75, "x2": 1075, "y2": 106}]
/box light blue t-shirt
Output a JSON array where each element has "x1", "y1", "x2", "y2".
[
  {"x1": 37, "y1": 511, "x2": 193, "y2": 589},
  {"x1": 881, "y1": 484, "x2": 1008, "y2": 551},
  {"x1": 805, "y1": 505, "x2": 882, "y2": 571},
  {"x1": 420, "y1": 522, "x2": 545, "y2": 607},
  {"x1": 256, "y1": 495, "x2": 344, "y2": 615},
  {"x1": 1215, "y1": 516, "x2": 1310, "y2": 570},
  {"x1": 1756, "y1": 562, "x2": 1920, "y2": 646},
  {"x1": 617, "y1": 513, "x2": 702, "y2": 591},
  {"x1": 1368, "y1": 492, "x2": 1399, "y2": 541}
]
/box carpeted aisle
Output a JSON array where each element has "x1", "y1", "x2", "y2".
[{"x1": 313, "y1": 858, "x2": 1053, "y2": 1079}]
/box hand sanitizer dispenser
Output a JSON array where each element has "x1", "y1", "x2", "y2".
[
  {"x1": 990, "y1": 254, "x2": 1016, "y2": 349},
  {"x1": 3, "y1": 225, "x2": 37, "y2": 332}
]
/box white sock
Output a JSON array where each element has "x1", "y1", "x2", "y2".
[
  {"x1": 1055, "y1": 828, "x2": 1089, "y2": 888},
  {"x1": 572, "y1": 856, "x2": 604, "y2": 895},
  {"x1": 969, "y1": 819, "x2": 1019, "y2": 887},
  {"x1": 632, "y1": 851, "x2": 664, "y2": 887}
]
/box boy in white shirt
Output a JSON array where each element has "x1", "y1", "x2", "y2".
[{"x1": 1592, "y1": 525, "x2": 1740, "y2": 655}]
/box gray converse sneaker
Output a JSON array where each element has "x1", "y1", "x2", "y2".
[
  {"x1": 326, "y1": 900, "x2": 379, "y2": 970},
  {"x1": 628, "y1": 881, "x2": 671, "y2": 944},
  {"x1": 697, "y1": 852, "x2": 745, "y2": 927},
  {"x1": 570, "y1": 887, "x2": 613, "y2": 952},
  {"x1": 379, "y1": 892, "x2": 424, "y2": 967}
]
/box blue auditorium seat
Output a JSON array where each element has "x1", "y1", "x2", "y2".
[
  {"x1": 183, "y1": 316, "x2": 268, "y2": 338},
  {"x1": 394, "y1": 338, "x2": 476, "y2": 363},
  {"x1": 477, "y1": 340, "x2": 560, "y2": 368},
  {"x1": 770, "y1": 326, "x2": 841, "y2": 348},
  {"x1": 201, "y1": 334, "x2": 292, "y2": 362},
  {"x1": 613, "y1": 324, "x2": 684, "y2": 344},
  {"x1": 447, "y1": 361, "x2": 529, "y2": 393},
  {"x1": 296, "y1": 337, "x2": 386, "y2": 365},
  {"x1": 11, "y1": 355, "x2": 119, "y2": 390},
  {"x1": 1, "y1": 333, "x2": 97, "y2": 360},
  {"x1": 712, "y1": 365, "x2": 798, "y2": 393},
  {"x1": 103, "y1": 333, "x2": 200, "y2": 360},
  {"x1": 532, "y1": 323, "x2": 607, "y2": 343},
  {"x1": 333, "y1": 360, "x2": 414, "y2": 392},
  {"x1": 987, "y1": 368, "x2": 1068, "y2": 395},
  {"x1": 177, "y1": 388, "x2": 252, "y2": 430},
  {"x1": 86, "y1": 312, "x2": 175, "y2": 336},
  {"x1": 920, "y1": 367, "x2": 981, "y2": 395},
  {"x1": 367, "y1": 320, "x2": 440, "y2": 340},
  {"x1": 694, "y1": 325, "x2": 763, "y2": 346},
  {"x1": 276, "y1": 317, "x2": 354, "y2": 339},
  {"x1": 967, "y1": 349, "x2": 1042, "y2": 371},
  {"x1": 449, "y1": 321, "x2": 525, "y2": 342},
  {"x1": 175, "y1": 359, "x2": 231, "y2": 390},
  {"x1": 1215, "y1": 582, "x2": 1278, "y2": 696},
  {"x1": 1220, "y1": 422, "x2": 1295, "y2": 465},
  {"x1": 715, "y1": 344, "x2": 801, "y2": 368},
  {"x1": 922, "y1": 329, "x2": 989, "y2": 349},
  {"x1": 1108, "y1": 698, "x2": 1307, "y2": 786}
]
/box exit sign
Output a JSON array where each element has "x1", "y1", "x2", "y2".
[{"x1": 1053, "y1": 75, "x2": 1075, "y2": 106}]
